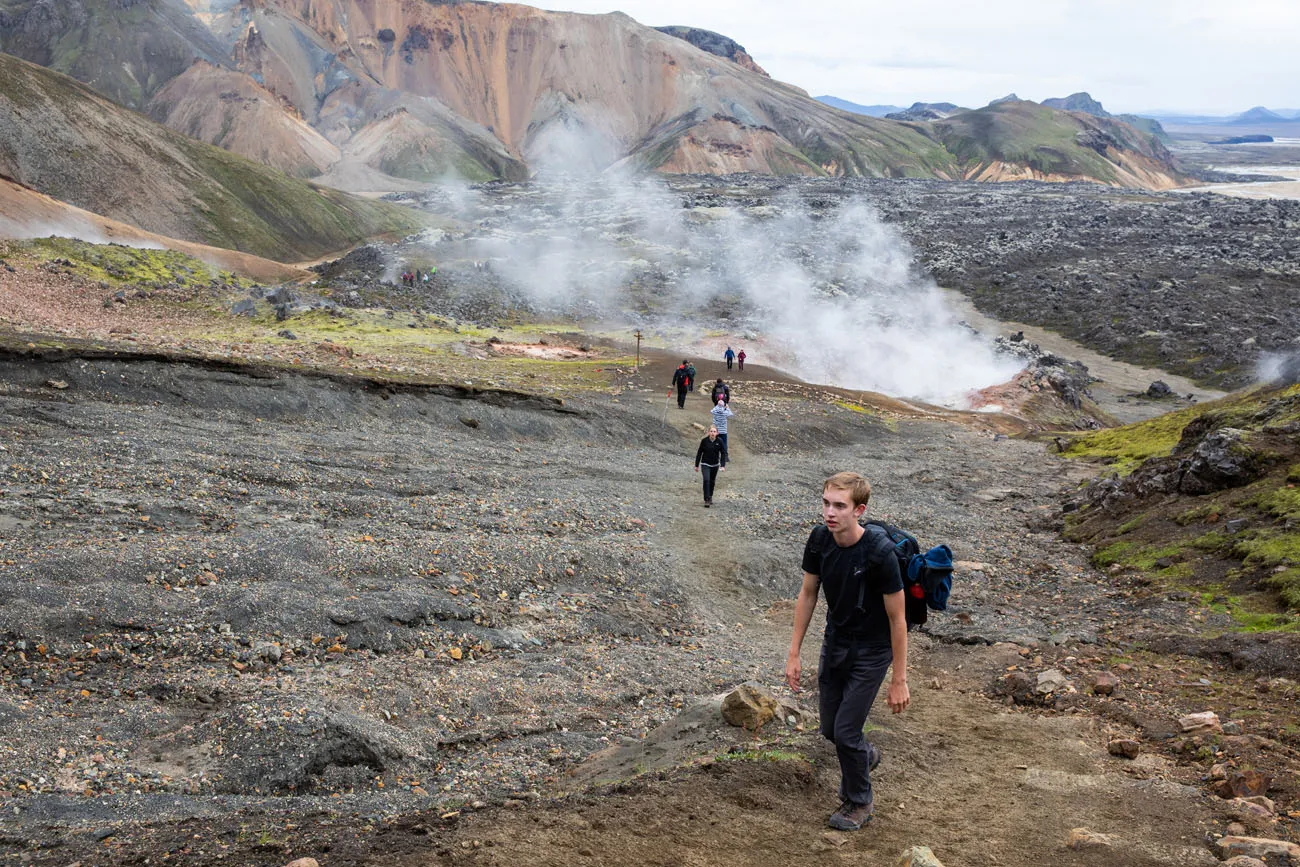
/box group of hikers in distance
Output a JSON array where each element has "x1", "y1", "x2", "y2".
[
  {"x1": 400, "y1": 267, "x2": 434, "y2": 286},
  {"x1": 672, "y1": 356, "x2": 740, "y2": 508}
]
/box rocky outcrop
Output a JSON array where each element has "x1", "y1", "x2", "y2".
[
  {"x1": 655, "y1": 26, "x2": 769, "y2": 76},
  {"x1": 1083, "y1": 421, "x2": 1267, "y2": 511},
  {"x1": 886, "y1": 102, "x2": 966, "y2": 122},
  {"x1": 1043, "y1": 92, "x2": 1111, "y2": 117}
]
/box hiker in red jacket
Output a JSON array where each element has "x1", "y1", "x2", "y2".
[
  {"x1": 737, "y1": 349, "x2": 746, "y2": 371},
  {"x1": 671, "y1": 360, "x2": 690, "y2": 409}
]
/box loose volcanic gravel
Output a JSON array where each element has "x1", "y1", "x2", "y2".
[{"x1": 0, "y1": 347, "x2": 1252, "y2": 852}]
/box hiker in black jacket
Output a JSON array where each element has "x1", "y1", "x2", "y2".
[
  {"x1": 672, "y1": 360, "x2": 690, "y2": 408},
  {"x1": 785, "y1": 471, "x2": 909, "y2": 832},
  {"x1": 694, "y1": 425, "x2": 727, "y2": 506},
  {"x1": 710, "y1": 378, "x2": 731, "y2": 406}
]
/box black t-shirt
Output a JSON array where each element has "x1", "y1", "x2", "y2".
[{"x1": 802, "y1": 524, "x2": 903, "y2": 643}]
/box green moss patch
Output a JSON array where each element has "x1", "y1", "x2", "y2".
[
  {"x1": 24, "y1": 237, "x2": 229, "y2": 288},
  {"x1": 1063, "y1": 382, "x2": 1300, "y2": 616}
]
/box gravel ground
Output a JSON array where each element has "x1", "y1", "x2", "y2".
[{"x1": 1, "y1": 344, "x2": 1292, "y2": 856}]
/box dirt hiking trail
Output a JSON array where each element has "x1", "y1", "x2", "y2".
[{"x1": 490, "y1": 354, "x2": 1225, "y2": 867}]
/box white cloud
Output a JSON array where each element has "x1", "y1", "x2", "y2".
[{"x1": 545, "y1": 0, "x2": 1300, "y2": 113}]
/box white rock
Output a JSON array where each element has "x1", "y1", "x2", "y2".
[
  {"x1": 1035, "y1": 669, "x2": 1070, "y2": 695},
  {"x1": 1178, "y1": 711, "x2": 1221, "y2": 734},
  {"x1": 896, "y1": 846, "x2": 945, "y2": 867}
]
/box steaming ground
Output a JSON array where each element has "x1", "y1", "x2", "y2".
[{"x1": 387, "y1": 176, "x2": 1023, "y2": 404}]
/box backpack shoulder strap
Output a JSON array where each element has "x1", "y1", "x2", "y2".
[{"x1": 853, "y1": 525, "x2": 897, "y2": 611}]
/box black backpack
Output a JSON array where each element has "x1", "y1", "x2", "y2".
[{"x1": 861, "y1": 521, "x2": 954, "y2": 628}]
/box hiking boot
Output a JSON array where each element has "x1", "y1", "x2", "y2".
[
  {"x1": 828, "y1": 798, "x2": 873, "y2": 831},
  {"x1": 704, "y1": 501, "x2": 711, "y2": 508}
]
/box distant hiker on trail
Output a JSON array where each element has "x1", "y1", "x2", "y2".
[
  {"x1": 685, "y1": 361, "x2": 697, "y2": 392},
  {"x1": 785, "y1": 472, "x2": 909, "y2": 832},
  {"x1": 710, "y1": 398, "x2": 734, "y2": 453},
  {"x1": 737, "y1": 349, "x2": 746, "y2": 371},
  {"x1": 694, "y1": 425, "x2": 727, "y2": 507},
  {"x1": 672, "y1": 360, "x2": 690, "y2": 409},
  {"x1": 710, "y1": 378, "x2": 731, "y2": 406},
  {"x1": 724, "y1": 346, "x2": 735, "y2": 370}
]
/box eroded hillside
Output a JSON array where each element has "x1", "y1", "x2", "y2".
[{"x1": 0, "y1": 53, "x2": 422, "y2": 261}]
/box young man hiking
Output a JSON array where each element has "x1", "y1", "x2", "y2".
[
  {"x1": 785, "y1": 472, "x2": 910, "y2": 831},
  {"x1": 724, "y1": 346, "x2": 735, "y2": 370}
]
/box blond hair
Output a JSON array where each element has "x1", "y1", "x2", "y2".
[{"x1": 823, "y1": 471, "x2": 871, "y2": 508}]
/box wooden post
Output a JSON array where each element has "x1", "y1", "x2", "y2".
[{"x1": 634, "y1": 329, "x2": 642, "y2": 368}]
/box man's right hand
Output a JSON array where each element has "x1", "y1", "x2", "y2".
[{"x1": 784, "y1": 654, "x2": 802, "y2": 692}]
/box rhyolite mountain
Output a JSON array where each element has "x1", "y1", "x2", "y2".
[
  {"x1": 0, "y1": 0, "x2": 1188, "y2": 188},
  {"x1": 0, "y1": 53, "x2": 420, "y2": 261},
  {"x1": 921, "y1": 98, "x2": 1182, "y2": 188}
]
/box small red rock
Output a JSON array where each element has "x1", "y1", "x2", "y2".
[{"x1": 1092, "y1": 672, "x2": 1120, "y2": 695}]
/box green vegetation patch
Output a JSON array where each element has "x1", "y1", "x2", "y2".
[
  {"x1": 24, "y1": 237, "x2": 229, "y2": 287},
  {"x1": 1092, "y1": 540, "x2": 1183, "y2": 571},
  {"x1": 1061, "y1": 384, "x2": 1300, "y2": 476},
  {"x1": 1233, "y1": 531, "x2": 1300, "y2": 609},
  {"x1": 1249, "y1": 485, "x2": 1300, "y2": 521},
  {"x1": 1059, "y1": 403, "x2": 1205, "y2": 475}
]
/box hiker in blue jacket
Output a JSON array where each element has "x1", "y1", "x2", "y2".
[
  {"x1": 785, "y1": 471, "x2": 910, "y2": 832},
  {"x1": 724, "y1": 346, "x2": 736, "y2": 370}
]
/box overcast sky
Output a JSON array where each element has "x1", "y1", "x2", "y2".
[{"x1": 544, "y1": 0, "x2": 1298, "y2": 115}]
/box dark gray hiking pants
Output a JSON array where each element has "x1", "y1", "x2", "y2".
[{"x1": 818, "y1": 636, "x2": 892, "y2": 805}]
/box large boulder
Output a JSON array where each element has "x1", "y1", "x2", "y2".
[
  {"x1": 1177, "y1": 428, "x2": 1261, "y2": 495},
  {"x1": 720, "y1": 681, "x2": 780, "y2": 730}
]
